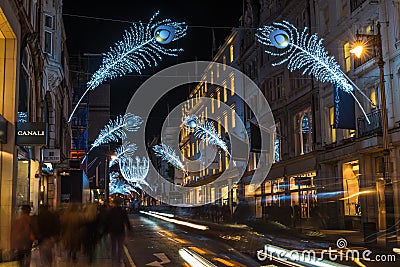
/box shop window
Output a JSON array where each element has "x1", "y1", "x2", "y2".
[{"x1": 342, "y1": 160, "x2": 361, "y2": 216}]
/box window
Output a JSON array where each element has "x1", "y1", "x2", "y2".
[
  {"x1": 211, "y1": 71, "x2": 214, "y2": 84},
  {"x1": 294, "y1": 107, "x2": 313, "y2": 155},
  {"x1": 44, "y1": 14, "x2": 54, "y2": 55},
  {"x1": 44, "y1": 31, "x2": 52, "y2": 55},
  {"x1": 230, "y1": 74, "x2": 235, "y2": 96},
  {"x1": 224, "y1": 111, "x2": 228, "y2": 133},
  {"x1": 216, "y1": 88, "x2": 221, "y2": 108},
  {"x1": 329, "y1": 107, "x2": 337, "y2": 143},
  {"x1": 274, "y1": 121, "x2": 281, "y2": 162},
  {"x1": 45, "y1": 14, "x2": 53, "y2": 28},
  {"x1": 343, "y1": 42, "x2": 351, "y2": 72},
  {"x1": 231, "y1": 104, "x2": 236, "y2": 128},
  {"x1": 211, "y1": 94, "x2": 215, "y2": 114},
  {"x1": 276, "y1": 74, "x2": 284, "y2": 99},
  {"x1": 217, "y1": 118, "x2": 221, "y2": 135},
  {"x1": 370, "y1": 87, "x2": 378, "y2": 109},
  {"x1": 223, "y1": 55, "x2": 227, "y2": 70},
  {"x1": 217, "y1": 64, "x2": 220, "y2": 78},
  {"x1": 223, "y1": 81, "x2": 227, "y2": 102},
  {"x1": 342, "y1": 161, "x2": 361, "y2": 216},
  {"x1": 230, "y1": 45, "x2": 234, "y2": 62}
]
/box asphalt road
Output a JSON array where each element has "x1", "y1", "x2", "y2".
[{"x1": 124, "y1": 214, "x2": 262, "y2": 267}]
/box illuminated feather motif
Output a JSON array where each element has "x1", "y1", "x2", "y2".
[
  {"x1": 109, "y1": 172, "x2": 139, "y2": 196},
  {"x1": 153, "y1": 143, "x2": 185, "y2": 171},
  {"x1": 183, "y1": 115, "x2": 229, "y2": 156},
  {"x1": 68, "y1": 11, "x2": 188, "y2": 122},
  {"x1": 109, "y1": 142, "x2": 137, "y2": 167},
  {"x1": 119, "y1": 156, "x2": 150, "y2": 186},
  {"x1": 256, "y1": 21, "x2": 371, "y2": 123},
  {"x1": 90, "y1": 113, "x2": 142, "y2": 152}
]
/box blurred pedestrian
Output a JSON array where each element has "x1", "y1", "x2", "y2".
[
  {"x1": 37, "y1": 205, "x2": 60, "y2": 266},
  {"x1": 106, "y1": 198, "x2": 131, "y2": 266},
  {"x1": 60, "y1": 203, "x2": 83, "y2": 263},
  {"x1": 10, "y1": 205, "x2": 36, "y2": 267}
]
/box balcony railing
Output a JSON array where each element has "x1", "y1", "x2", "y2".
[
  {"x1": 350, "y1": 0, "x2": 368, "y2": 12},
  {"x1": 357, "y1": 109, "x2": 382, "y2": 138}
]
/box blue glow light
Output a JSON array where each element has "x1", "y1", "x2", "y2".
[
  {"x1": 153, "y1": 143, "x2": 185, "y2": 171},
  {"x1": 68, "y1": 12, "x2": 188, "y2": 122},
  {"x1": 256, "y1": 21, "x2": 372, "y2": 123},
  {"x1": 90, "y1": 113, "x2": 142, "y2": 152}
]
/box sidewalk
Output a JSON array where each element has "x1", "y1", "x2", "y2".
[{"x1": 33, "y1": 236, "x2": 125, "y2": 267}]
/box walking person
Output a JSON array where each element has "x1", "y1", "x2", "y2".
[
  {"x1": 10, "y1": 205, "x2": 37, "y2": 267},
  {"x1": 37, "y1": 205, "x2": 60, "y2": 266},
  {"x1": 106, "y1": 198, "x2": 131, "y2": 266}
]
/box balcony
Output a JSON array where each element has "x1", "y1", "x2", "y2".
[
  {"x1": 357, "y1": 109, "x2": 382, "y2": 138},
  {"x1": 350, "y1": 0, "x2": 368, "y2": 12}
]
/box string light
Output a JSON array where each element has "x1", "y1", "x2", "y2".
[
  {"x1": 256, "y1": 21, "x2": 371, "y2": 123},
  {"x1": 68, "y1": 11, "x2": 187, "y2": 122},
  {"x1": 153, "y1": 143, "x2": 185, "y2": 171},
  {"x1": 90, "y1": 113, "x2": 142, "y2": 152}
]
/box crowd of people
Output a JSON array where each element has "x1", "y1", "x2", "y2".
[{"x1": 9, "y1": 199, "x2": 131, "y2": 267}]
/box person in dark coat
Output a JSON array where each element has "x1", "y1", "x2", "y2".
[
  {"x1": 10, "y1": 205, "x2": 36, "y2": 267},
  {"x1": 106, "y1": 199, "x2": 131, "y2": 265},
  {"x1": 37, "y1": 205, "x2": 60, "y2": 266}
]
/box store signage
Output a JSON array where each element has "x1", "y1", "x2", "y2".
[
  {"x1": 0, "y1": 115, "x2": 7, "y2": 143},
  {"x1": 43, "y1": 148, "x2": 61, "y2": 163},
  {"x1": 16, "y1": 122, "x2": 48, "y2": 145}
]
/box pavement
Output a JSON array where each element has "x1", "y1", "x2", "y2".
[{"x1": 0, "y1": 236, "x2": 125, "y2": 267}]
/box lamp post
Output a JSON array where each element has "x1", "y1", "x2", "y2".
[{"x1": 351, "y1": 22, "x2": 395, "y2": 247}]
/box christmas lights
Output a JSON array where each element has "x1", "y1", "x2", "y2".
[
  {"x1": 68, "y1": 11, "x2": 188, "y2": 122},
  {"x1": 109, "y1": 141, "x2": 137, "y2": 167},
  {"x1": 153, "y1": 143, "x2": 185, "y2": 171},
  {"x1": 256, "y1": 21, "x2": 371, "y2": 123},
  {"x1": 119, "y1": 156, "x2": 150, "y2": 186},
  {"x1": 183, "y1": 115, "x2": 230, "y2": 156},
  {"x1": 109, "y1": 172, "x2": 138, "y2": 196},
  {"x1": 90, "y1": 113, "x2": 142, "y2": 152}
]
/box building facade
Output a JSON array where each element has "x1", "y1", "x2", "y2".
[{"x1": 0, "y1": 0, "x2": 71, "y2": 256}]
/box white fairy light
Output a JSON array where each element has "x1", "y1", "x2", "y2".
[{"x1": 256, "y1": 21, "x2": 371, "y2": 123}]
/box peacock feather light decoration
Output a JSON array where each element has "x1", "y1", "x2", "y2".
[
  {"x1": 90, "y1": 113, "x2": 142, "y2": 152},
  {"x1": 109, "y1": 141, "x2": 137, "y2": 167},
  {"x1": 68, "y1": 11, "x2": 188, "y2": 122},
  {"x1": 183, "y1": 115, "x2": 230, "y2": 156},
  {"x1": 109, "y1": 172, "x2": 139, "y2": 196},
  {"x1": 153, "y1": 143, "x2": 185, "y2": 171},
  {"x1": 256, "y1": 21, "x2": 371, "y2": 123}
]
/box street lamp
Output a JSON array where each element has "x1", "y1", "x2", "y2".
[
  {"x1": 350, "y1": 22, "x2": 395, "y2": 247},
  {"x1": 350, "y1": 21, "x2": 390, "y2": 183}
]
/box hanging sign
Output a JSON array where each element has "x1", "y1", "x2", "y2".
[{"x1": 16, "y1": 122, "x2": 48, "y2": 145}]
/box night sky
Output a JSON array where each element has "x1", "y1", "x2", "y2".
[{"x1": 63, "y1": 1, "x2": 244, "y2": 139}]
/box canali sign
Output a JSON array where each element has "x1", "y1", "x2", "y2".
[{"x1": 16, "y1": 122, "x2": 48, "y2": 145}]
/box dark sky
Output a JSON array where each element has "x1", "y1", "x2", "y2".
[{"x1": 63, "y1": 1, "x2": 244, "y2": 139}]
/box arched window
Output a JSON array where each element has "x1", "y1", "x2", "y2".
[{"x1": 294, "y1": 107, "x2": 313, "y2": 155}]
